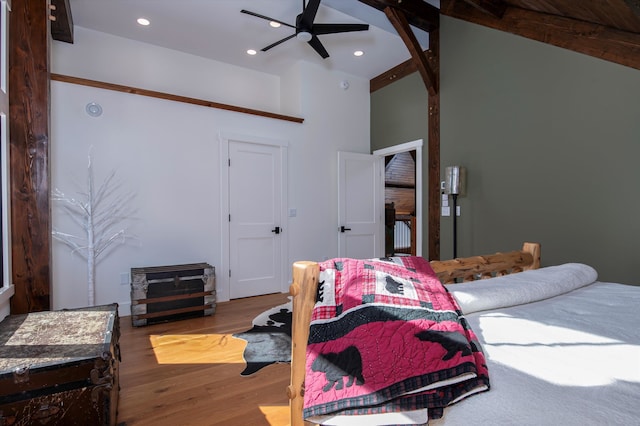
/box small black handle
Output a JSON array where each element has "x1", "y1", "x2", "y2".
[
  {"x1": 340, "y1": 226, "x2": 352, "y2": 233},
  {"x1": 271, "y1": 226, "x2": 281, "y2": 235}
]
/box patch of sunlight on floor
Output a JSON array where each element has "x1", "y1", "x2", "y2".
[
  {"x1": 149, "y1": 333, "x2": 246, "y2": 364},
  {"x1": 259, "y1": 405, "x2": 290, "y2": 426}
]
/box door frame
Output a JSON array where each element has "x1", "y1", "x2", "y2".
[
  {"x1": 373, "y1": 139, "x2": 423, "y2": 257},
  {"x1": 218, "y1": 131, "x2": 289, "y2": 302}
]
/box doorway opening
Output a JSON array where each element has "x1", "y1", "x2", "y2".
[
  {"x1": 384, "y1": 150, "x2": 417, "y2": 256},
  {"x1": 374, "y1": 139, "x2": 422, "y2": 258}
]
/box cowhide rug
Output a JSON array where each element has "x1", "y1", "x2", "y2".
[{"x1": 233, "y1": 300, "x2": 292, "y2": 375}]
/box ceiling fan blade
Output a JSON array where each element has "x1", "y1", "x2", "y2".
[
  {"x1": 241, "y1": 9, "x2": 295, "y2": 29},
  {"x1": 313, "y1": 23, "x2": 369, "y2": 35},
  {"x1": 308, "y1": 35, "x2": 329, "y2": 59},
  {"x1": 300, "y1": 0, "x2": 321, "y2": 29},
  {"x1": 261, "y1": 34, "x2": 297, "y2": 52}
]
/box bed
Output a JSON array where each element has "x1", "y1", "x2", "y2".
[{"x1": 287, "y1": 242, "x2": 640, "y2": 425}]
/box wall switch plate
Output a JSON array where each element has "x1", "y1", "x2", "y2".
[
  {"x1": 442, "y1": 206, "x2": 450, "y2": 217},
  {"x1": 456, "y1": 206, "x2": 461, "y2": 216},
  {"x1": 289, "y1": 208, "x2": 297, "y2": 217},
  {"x1": 120, "y1": 272, "x2": 129, "y2": 285}
]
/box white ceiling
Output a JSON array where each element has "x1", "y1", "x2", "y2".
[{"x1": 67, "y1": 0, "x2": 438, "y2": 80}]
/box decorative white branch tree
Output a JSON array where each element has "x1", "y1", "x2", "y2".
[{"x1": 52, "y1": 152, "x2": 135, "y2": 306}]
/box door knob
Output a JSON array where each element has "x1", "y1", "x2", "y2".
[
  {"x1": 271, "y1": 226, "x2": 281, "y2": 234},
  {"x1": 340, "y1": 226, "x2": 352, "y2": 233}
]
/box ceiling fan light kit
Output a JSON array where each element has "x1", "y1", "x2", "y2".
[
  {"x1": 241, "y1": 0, "x2": 368, "y2": 59},
  {"x1": 296, "y1": 31, "x2": 313, "y2": 42}
]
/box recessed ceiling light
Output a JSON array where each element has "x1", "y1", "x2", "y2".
[
  {"x1": 269, "y1": 21, "x2": 281, "y2": 28},
  {"x1": 137, "y1": 18, "x2": 150, "y2": 26},
  {"x1": 247, "y1": 49, "x2": 257, "y2": 56},
  {"x1": 354, "y1": 50, "x2": 364, "y2": 57}
]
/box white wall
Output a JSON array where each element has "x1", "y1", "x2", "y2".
[
  {"x1": 53, "y1": 27, "x2": 281, "y2": 113},
  {"x1": 51, "y1": 27, "x2": 370, "y2": 315}
]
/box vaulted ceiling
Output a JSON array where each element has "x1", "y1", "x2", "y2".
[{"x1": 50, "y1": 0, "x2": 640, "y2": 86}]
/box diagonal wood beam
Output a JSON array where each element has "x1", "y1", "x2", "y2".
[
  {"x1": 384, "y1": 6, "x2": 437, "y2": 95},
  {"x1": 462, "y1": 0, "x2": 507, "y2": 19},
  {"x1": 441, "y1": 0, "x2": 640, "y2": 71},
  {"x1": 358, "y1": 0, "x2": 440, "y2": 32},
  {"x1": 370, "y1": 55, "x2": 423, "y2": 92}
]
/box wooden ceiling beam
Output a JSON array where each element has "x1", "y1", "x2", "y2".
[
  {"x1": 370, "y1": 55, "x2": 422, "y2": 92},
  {"x1": 384, "y1": 6, "x2": 437, "y2": 95},
  {"x1": 441, "y1": 0, "x2": 640, "y2": 71},
  {"x1": 50, "y1": 0, "x2": 74, "y2": 43},
  {"x1": 358, "y1": 0, "x2": 440, "y2": 32},
  {"x1": 462, "y1": 0, "x2": 507, "y2": 19}
]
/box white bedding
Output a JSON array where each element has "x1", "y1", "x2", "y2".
[
  {"x1": 446, "y1": 263, "x2": 598, "y2": 314},
  {"x1": 432, "y1": 265, "x2": 640, "y2": 425}
]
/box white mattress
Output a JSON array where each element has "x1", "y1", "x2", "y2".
[{"x1": 432, "y1": 270, "x2": 640, "y2": 425}]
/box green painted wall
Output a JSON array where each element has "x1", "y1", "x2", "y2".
[
  {"x1": 372, "y1": 16, "x2": 640, "y2": 284},
  {"x1": 371, "y1": 73, "x2": 429, "y2": 152}
]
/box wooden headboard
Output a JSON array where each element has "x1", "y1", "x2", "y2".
[
  {"x1": 287, "y1": 242, "x2": 541, "y2": 426},
  {"x1": 431, "y1": 242, "x2": 540, "y2": 283}
]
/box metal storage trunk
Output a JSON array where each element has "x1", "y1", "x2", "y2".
[
  {"x1": 130, "y1": 263, "x2": 215, "y2": 327},
  {"x1": 0, "y1": 304, "x2": 120, "y2": 426}
]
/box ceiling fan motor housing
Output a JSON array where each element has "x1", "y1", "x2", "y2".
[{"x1": 295, "y1": 13, "x2": 313, "y2": 41}]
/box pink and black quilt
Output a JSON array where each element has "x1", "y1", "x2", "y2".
[{"x1": 303, "y1": 257, "x2": 489, "y2": 424}]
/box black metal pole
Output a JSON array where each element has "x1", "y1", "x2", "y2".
[{"x1": 452, "y1": 193, "x2": 458, "y2": 259}]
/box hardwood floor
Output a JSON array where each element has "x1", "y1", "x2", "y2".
[{"x1": 117, "y1": 292, "x2": 292, "y2": 426}]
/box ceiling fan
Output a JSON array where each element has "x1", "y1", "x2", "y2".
[{"x1": 241, "y1": 0, "x2": 369, "y2": 59}]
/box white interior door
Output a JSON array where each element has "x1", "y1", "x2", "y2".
[
  {"x1": 228, "y1": 140, "x2": 283, "y2": 299},
  {"x1": 337, "y1": 151, "x2": 384, "y2": 259}
]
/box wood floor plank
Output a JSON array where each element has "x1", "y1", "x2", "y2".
[{"x1": 117, "y1": 293, "x2": 291, "y2": 425}]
